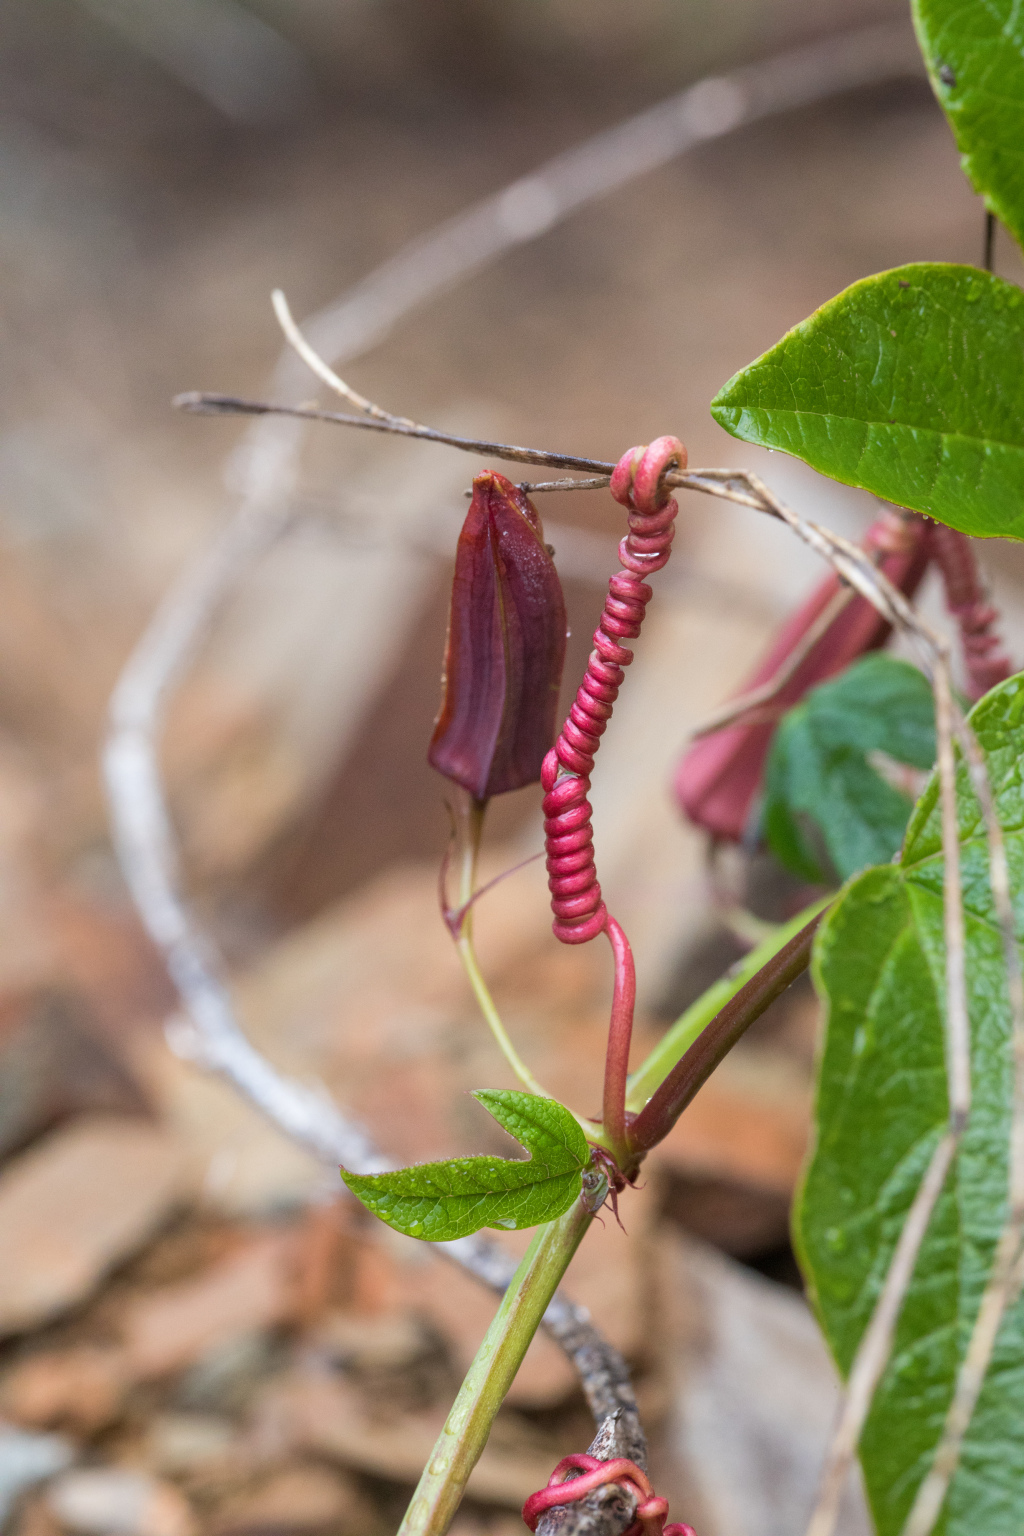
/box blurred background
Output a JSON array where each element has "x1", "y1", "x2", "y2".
[{"x1": 1, "y1": 4, "x2": 1023, "y2": 1536}]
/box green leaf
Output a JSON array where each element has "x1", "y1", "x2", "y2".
[
  {"x1": 794, "y1": 672, "x2": 1024, "y2": 1534},
  {"x1": 341, "y1": 1091, "x2": 590, "y2": 1241},
  {"x1": 764, "y1": 654, "x2": 936, "y2": 883},
  {"x1": 912, "y1": 0, "x2": 1024, "y2": 250},
  {"x1": 711, "y1": 263, "x2": 1024, "y2": 539}
]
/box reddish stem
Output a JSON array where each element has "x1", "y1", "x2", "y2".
[
  {"x1": 628, "y1": 910, "x2": 824, "y2": 1155},
  {"x1": 442, "y1": 850, "x2": 544, "y2": 939},
  {"x1": 603, "y1": 916, "x2": 637, "y2": 1161},
  {"x1": 930, "y1": 524, "x2": 1013, "y2": 700}
]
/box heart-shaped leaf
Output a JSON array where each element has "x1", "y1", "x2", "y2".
[
  {"x1": 341, "y1": 1091, "x2": 590, "y2": 1241},
  {"x1": 794, "y1": 672, "x2": 1024, "y2": 1534},
  {"x1": 764, "y1": 654, "x2": 936, "y2": 883},
  {"x1": 711, "y1": 263, "x2": 1024, "y2": 539},
  {"x1": 912, "y1": 0, "x2": 1024, "y2": 250}
]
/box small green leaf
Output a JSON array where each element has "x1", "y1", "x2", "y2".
[
  {"x1": 341, "y1": 1091, "x2": 590, "y2": 1241},
  {"x1": 711, "y1": 263, "x2": 1024, "y2": 539},
  {"x1": 794, "y1": 672, "x2": 1024, "y2": 1534},
  {"x1": 764, "y1": 654, "x2": 936, "y2": 883},
  {"x1": 912, "y1": 0, "x2": 1024, "y2": 250}
]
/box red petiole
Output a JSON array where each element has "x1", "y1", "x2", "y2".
[{"x1": 602, "y1": 916, "x2": 638, "y2": 1164}]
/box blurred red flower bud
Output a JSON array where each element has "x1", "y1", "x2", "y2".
[
  {"x1": 675, "y1": 510, "x2": 932, "y2": 843},
  {"x1": 428, "y1": 471, "x2": 567, "y2": 799}
]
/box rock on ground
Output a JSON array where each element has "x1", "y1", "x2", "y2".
[
  {"x1": 0, "y1": 1347, "x2": 129, "y2": 1434},
  {"x1": 122, "y1": 1231, "x2": 299, "y2": 1381},
  {"x1": 45, "y1": 1471, "x2": 195, "y2": 1536},
  {"x1": 652, "y1": 1233, "x2": 871, "y2": 1536},
  {"x1": 208, "y1": 1463, "x2": 372, "y2": 1536},
  {"x1": 0, "y1": 1118, "x2": 184, "y2": 1337},
  {"x1": 0, "y1": 1424, "x2": 74, "y2": 1529}
]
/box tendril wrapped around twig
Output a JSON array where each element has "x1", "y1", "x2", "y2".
[{"x1": 523, "y1": 1455, "x2": 696, "y2": 1536}]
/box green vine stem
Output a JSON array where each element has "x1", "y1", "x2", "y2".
[
  {"x1": 400, "y1": 895, "x2": 833, "y2": 1536},
  {"x1": 398, "y1": 1198, "x2": 594, "y2": 1536},
  {"x1": 453, "y1": 792, "x2": 551, "y2": 1098}
]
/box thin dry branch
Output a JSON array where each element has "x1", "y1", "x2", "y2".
[
  {"x1": 271, "y1": 289, "x2": 412, "y2": 425},
  {"x1": 518, "y1": 476, "x2": 613, "y2": 494}
]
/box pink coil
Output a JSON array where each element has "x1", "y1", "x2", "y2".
[
  {"x1": 522, "y1": 1454, "x2": 696, "y2": 1536},
  {"x1": 543, "y1": 436, "x2": 685, "y2": 944}
]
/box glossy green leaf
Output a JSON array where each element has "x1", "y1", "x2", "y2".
[
  {"x1": 341, "y1": 1091, "x2": 589, "y2": 1241},
  {"x1": 912, "y1": 0, "x2": 1024, "y2": 250},
  {"x1": 794, "y1": 673, "x2": 1024, "y2": 1534},
  {"x1": 764, "y1": 654, "x2": 936, "y2": 883},
  {"x1": 711, "y1": 263, "x2": 1024, "y2": 539}
]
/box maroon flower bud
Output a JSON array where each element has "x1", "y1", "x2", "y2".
[
  {"x1": 675, "y1": 509, "x2": 933, "y2": 843},
  {"x1": 428, "y1": 471, "x2": 567, "y2": 799}
]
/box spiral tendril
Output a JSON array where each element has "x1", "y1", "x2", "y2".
[{"x1": 543, "y1": 436, "x2": 686, "y2": 945}]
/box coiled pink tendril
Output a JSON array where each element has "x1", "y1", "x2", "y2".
[
  {"x1": 542, "y1": 436, "x2": 685, "y2": 946},
  {"x1": 522, "y1": 1454, "x2": 696, "y2": 1536},
  {"x1": 541, "y1": 436, "x2": 684, "y2": 1163}
]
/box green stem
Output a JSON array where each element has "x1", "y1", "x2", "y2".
[
  {"x1": 454, "y1": 793, "x2": 555, "y2": 1099},
  {"x1": 398, "y1": 1199, "x2": 593, "y2": 1536},
  {"x1": 624, "y1": 891, "x2": 833, "y2": 1113},
  {"x1": 400, "y1": 891, "x2": 832, "y2": 1536},
  {"x1": 457, "y1": 935, "x2": 552, "y2": 1096}
]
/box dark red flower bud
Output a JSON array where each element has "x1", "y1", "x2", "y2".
[
  {"x1": 428, "y1": 471, "x2": 567, "y2": 799},
  {"x1": 675, "y1": 509, "x2": 933, "y2": 843}
]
